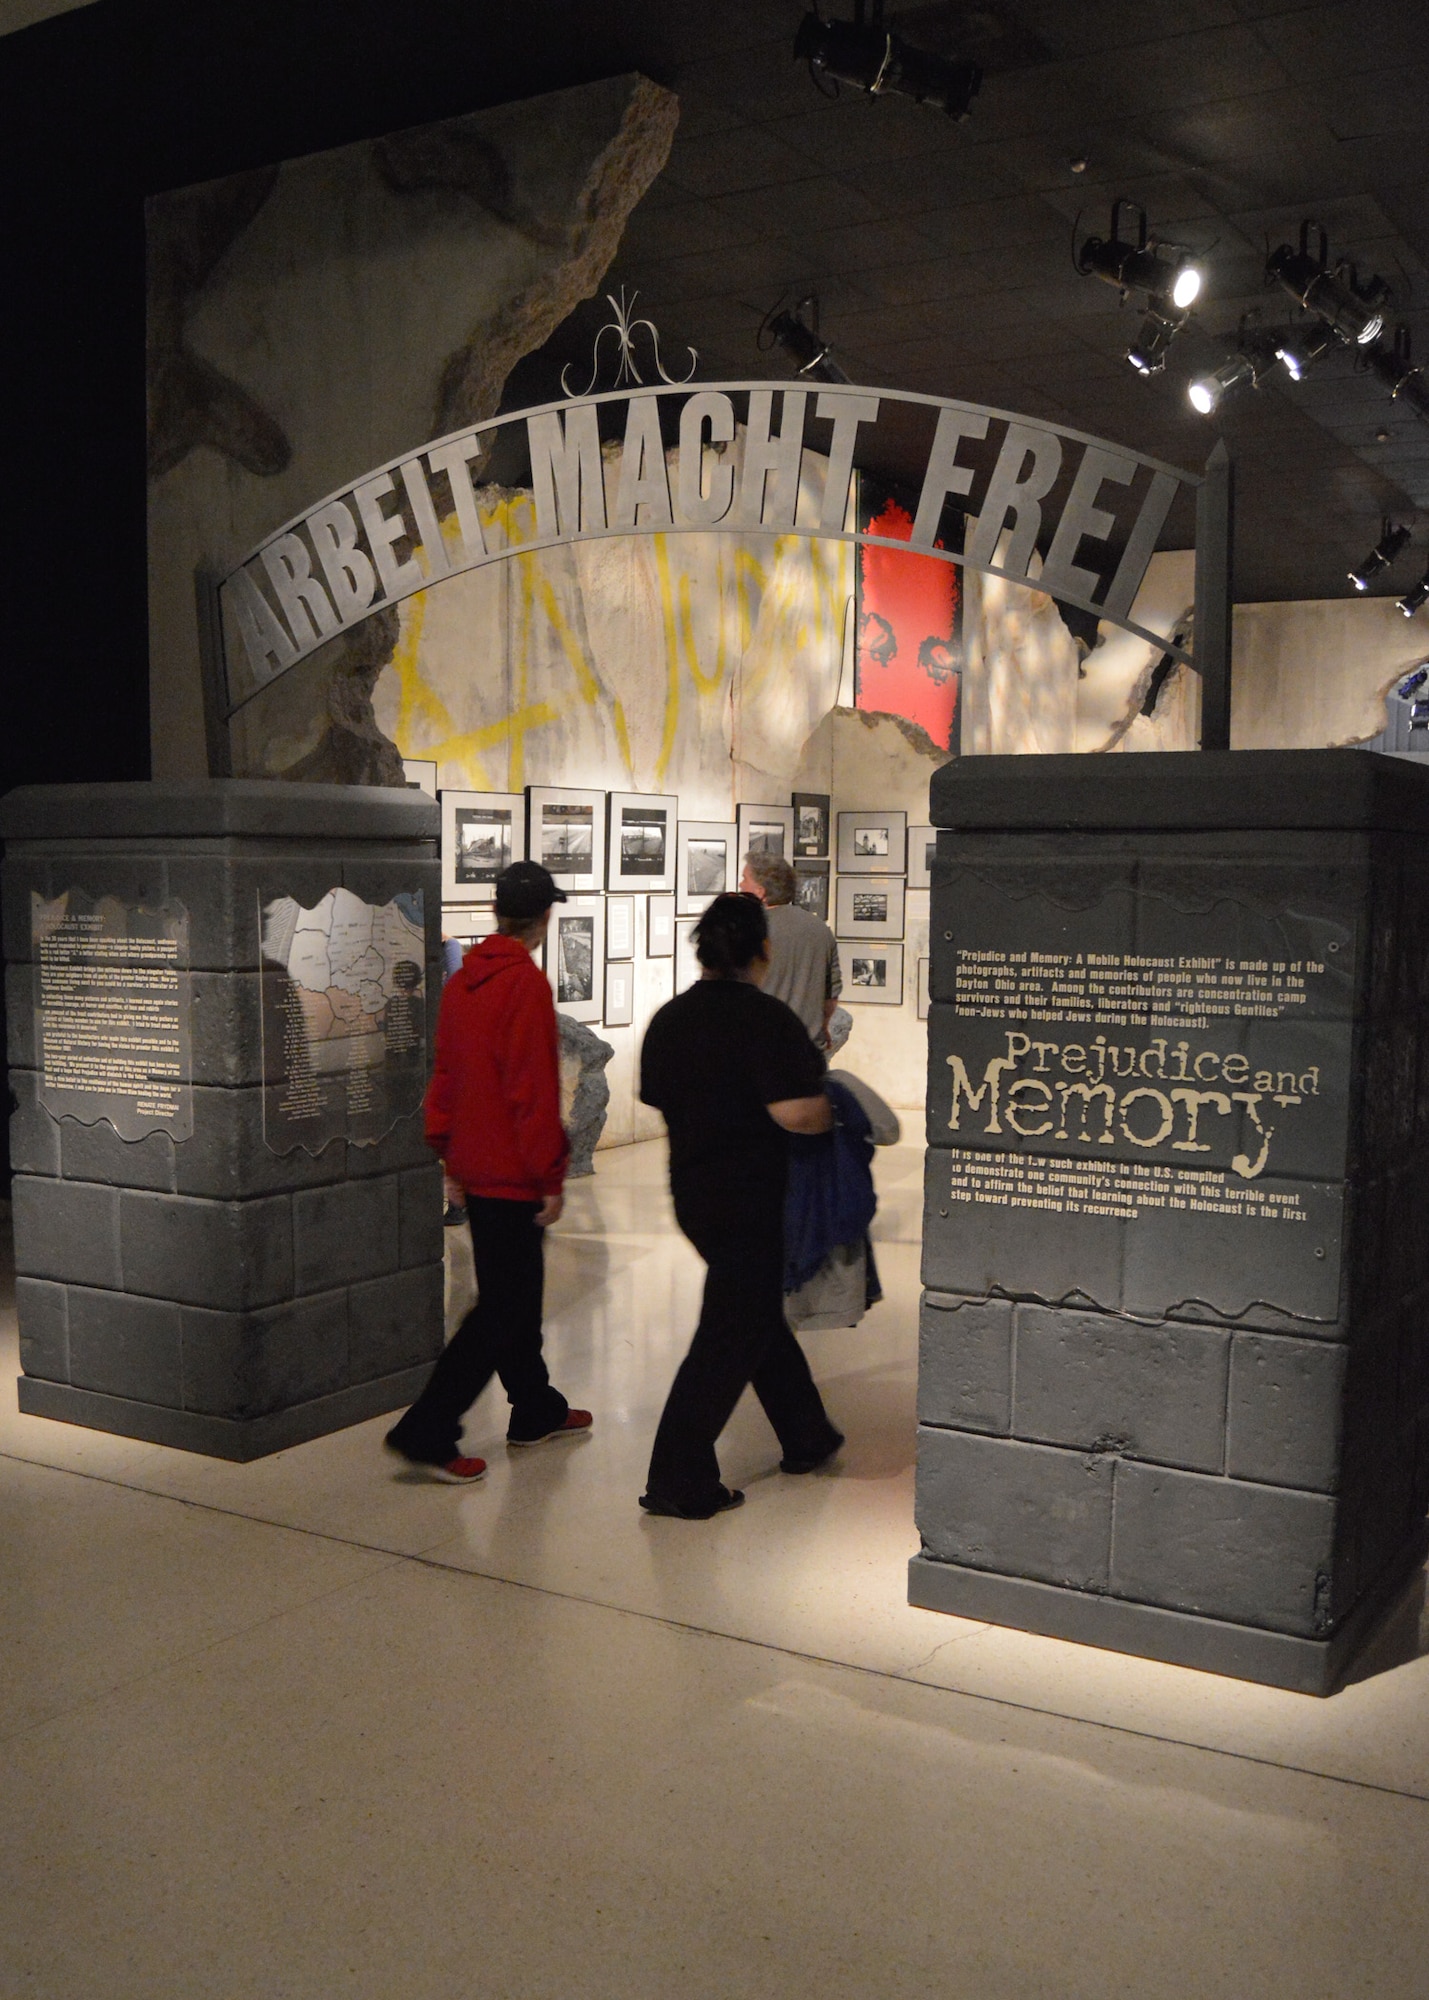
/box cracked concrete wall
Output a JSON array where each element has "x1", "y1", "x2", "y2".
[
  {"x1": 146, "y1": 74, "x2": 678, "y2": 784},
  {"x1": 1230, "y1": 597, "x2": 1428, "y2": 750}
]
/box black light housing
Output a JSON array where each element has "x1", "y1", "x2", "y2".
[
  {"x1": 1273, "y1": 321, "x2": 1339, "y2": 382},
  {"x1": 1399, "y1": 566, "x2": 1429, "y2": 619},
  {"x1": 1126, "y1": 310, "x2": 1181, "y2": 376},
  {"x1": 1187, "y1": 339, "x2": 1280, "y2": 415},
  {"x1": 1349, "y1": 520, "x2": 1411, "y2": 592},
  {"x1": 794, "y1": 5, "x2": 982, "y2": 119},
  {"x1": 1268, "y1": 223, "x2": 1386, "y2": 347},
  {"x1": 758, "y1": 297, "x2": 849, "y2": 383},
  {"x1": 1077, "y1": 201, "x2": 1204, "y2": 313},
  {"x1": 1366, "y1": 327, "x2": 1429, "y2": 424}
]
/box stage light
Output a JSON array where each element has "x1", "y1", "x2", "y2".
[
  {"x1": 1348, "y1": 521, "x2": 1411, "y2": 592},
  {"x1": 1398, "y1": 567, "x2": 1429, "y2": 618},
  {"x1": 794, "y1": 6, "x2": 982, "y2": 119},
  {"x1": 1267, "y1": 225, "x2": 1387, "y2": 347},
  {"x1": 1273, "y1": 322, "x2": 1338, "y2": 382},
  {"x1": 1077, "y1": 202, "x2": 1203, "y2": 315},
  {"x1": 1187, "y1": 351, "x2": 1263, "y2": 414},
  {"x1": 1365, "y1": 328, "x2": 1429, "y2": 424},
  {"x1": 1126, "y1": 311, "x2": 1180, "y2": 376},
  {"x1": 758, "y1": 297, "x2": 849, "y2": 384}
]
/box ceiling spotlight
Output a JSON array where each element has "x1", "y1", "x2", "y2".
[
  {"x1": 1273, "y1": 321, "x2": 1339, "y2": 382},
  {"x1": 1126, "y1": 311, "x2": 1180, "y2": 376},
  {"x1": 794, "y1": 5, "x2": 982, "y2": 120},
  {"x1": 1365, "y1": 327, "x2": 1429, "y2": 425},
  {"x1": 1349, "y1": 520, "x2": 1411, "y2": 592},
  {"x1": 1267, "y1": 223, "x2": 1387, "y2": 347},
  {"x1": 1187, "y1": 345, "x2": 1275, "y2": 415},
  {"x1": 1399, "y1": 568, "x2": 1429, "y2": 618},
  {"x1": 758, "y1": 296, "x2": 849, "y2": 383},
  {"x1": 1077, "y1": 201, "x2": 1204, "y2": 313}
]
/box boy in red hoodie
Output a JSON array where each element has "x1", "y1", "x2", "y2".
[{"x1": 385, "y1": 862, "x2": 592, "y2": 1481}]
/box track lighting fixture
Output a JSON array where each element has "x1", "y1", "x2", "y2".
[
  {"x1": 1398, "y1": 565, "x2": 1429, "y2": 618},
  {"x1": 757, "y1": 296, "x2": 849, "y2": 384},
  {"x1": 1272, "y1": 322, "x2": 1339, "y2": 382},
  {"x1": 1348, "y1": 521, "x2": 1411, "y2": 593},
  {"x1": 1365, "y1": 327, "x2": 1429, "y2": 424},
  {"x1": 1126, "y1": 310, "x2": 1181, "y2": 377},
  {"x1": 1077, "y1": 201, "x2": 1204, "y2": 313},
  {"x1": 1267, "y1": 223, "x2": 1386, "y2": 348},
  {"x1": 1076, "y1": 202, "x2": 1203, "y2": 375},
  {"x1": 1187, "y1": 343, "x2": 1276, "y2": 415},
  {"x1": 794, "y1": 4, "x2": 982, "y2": 119}
]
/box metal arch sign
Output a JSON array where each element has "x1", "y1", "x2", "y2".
[{"x1": 216, "y1": 382, "x2": 1201, "y2": 717}]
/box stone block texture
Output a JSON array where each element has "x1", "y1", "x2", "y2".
[
  {"x1": 2, "y1": 782, "x2": 445, "y2": 1453},
  {"x1": 915, "y1": 752, "x2": 1429, "y2": 1683}
]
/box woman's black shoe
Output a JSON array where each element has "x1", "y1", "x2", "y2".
[
  {"x1": 639, "y1": 1486, "x2": 745, "y2": 1520},
  {"x1": 780, "y1": 1431, "x2": 845, "y2": 1475}
]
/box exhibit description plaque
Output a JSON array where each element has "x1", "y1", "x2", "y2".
[
  {"x1": 32, "y1": 890, "x2": 193, "y2": 1140},
  {"x1": 935, "y1": 944, "x2": 1343, "y2": 1213},
  {"x1": 259, "y1": 886, "x2": 426, "y2": 1153},
  {"x1": 926, "y1": 914, "x2": 1351, "y2": 1321}
]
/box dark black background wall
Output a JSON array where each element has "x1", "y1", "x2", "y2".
[{"x1": 1, "y1": 0, "x2": 644, "y2": 803}]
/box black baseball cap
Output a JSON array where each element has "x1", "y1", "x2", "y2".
[{"x1": 494, "y1": 860, "x2": 568, "y2": 918}]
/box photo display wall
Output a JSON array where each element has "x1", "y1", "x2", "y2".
[{"x1": 435, "y1": 787, "x2": 925, "y2": 1029}]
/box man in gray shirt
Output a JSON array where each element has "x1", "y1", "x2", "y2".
[{"x1": 740, "y1": 851, "x2": 842, "y2": 1049}]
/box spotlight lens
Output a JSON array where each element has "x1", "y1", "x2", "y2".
[
  {"x1": 1188, "y1": 379, "x2": 1217, "y2": 414},
  {"x1": 1276, "y1": 346, "x2": 1304, "y2": 382},
  {"x1": 1351, "y1": 573, "x2": 1368, "y2": 591},
  {"x1": 1358, "y1": 311, "x2": 1384, "y2": 346},
  {"x1": 1171, "y1": 265, "x2": 1202, "y2": 311}
]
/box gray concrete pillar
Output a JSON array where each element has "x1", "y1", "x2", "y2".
[
  {"x1": 912, "y1": 749, "x2": 1429, "y2": 1693},
  {"x1": 2, "y1": 779, "x2": 444, "y2": 1459}
]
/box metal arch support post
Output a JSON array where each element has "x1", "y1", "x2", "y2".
[{"x1": 1194, "y1": 439, "x2": 1235, "y2": 751}]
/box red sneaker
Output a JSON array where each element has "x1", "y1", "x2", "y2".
[
  {"x1": 507, "y1": 1410, "x2": 593, "y2": 1447},
  {"x1": 385, "y1": 1434, "x2": 486, "y2": 1482},
  {"x1": 428, "y1": 1455, "x2": 487, "y2": 1482}
]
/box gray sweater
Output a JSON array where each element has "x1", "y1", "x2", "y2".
[{"x1": 763, "y1": 900, "x2": 842, "y2": 1043}]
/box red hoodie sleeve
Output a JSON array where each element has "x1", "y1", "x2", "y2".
[
  {"x1": 501, "y1": 964, "x2": 570, "y2": 1196},
  {"x1": 423, "y1": 976, "x2": 460, "y2": 1155}
]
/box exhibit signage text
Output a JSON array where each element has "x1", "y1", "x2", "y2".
[{"x1": 217, "y1": 382, "x2": 1200, "y2": 713}]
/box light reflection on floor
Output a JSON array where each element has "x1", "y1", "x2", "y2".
[{"x1": 3, "y1": 1138, "x2": 1429, "y2": 1996}]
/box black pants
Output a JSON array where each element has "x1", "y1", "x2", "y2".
[
  {"x1": 645, "y1": 1199, "x2": 840, "y2": 1511},
  {"x1": 388, "y1": 1196, "x2": 568, "y2": 1461}
]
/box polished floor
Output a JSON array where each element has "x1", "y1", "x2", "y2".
[{"x1": 4, "y1": 1137, "x2": 1429, "y2": 1997}]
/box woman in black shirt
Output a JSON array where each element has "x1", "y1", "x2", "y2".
[{"x1": 638, "y1": 893, "x2": 845, "y2": 1517}]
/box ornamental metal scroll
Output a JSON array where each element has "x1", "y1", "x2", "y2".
[{"x1": 215, "y1": 383, "x2": 1202, "y2": 718}]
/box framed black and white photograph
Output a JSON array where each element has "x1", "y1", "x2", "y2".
[
  {"x1": 607, "y1": 791, "x2": 677, "y2": 894},
  {"x1": 647, "y1": 893, "x2": 676, "y2": 958},
  {"x1": 841, "y1": 940, "x2": 904, "y2": 1005},
  {"x1": 402, "y1": 757, "x2": 437, "y2": 797},
  {"x1": 908, "y1": 825, "x2": 937, "y2": 890},
  {"x1": 604, "y1": 959, "x2": 635, "y2": 1029},
  {"x1": 793, "y1": 858, "x2": 830, "y2": 922},
  {"x1": 441, "y1": 790, "x2": 525, "y2": 903},
  {"x1": 837, "y1": 809, "x2": 907, "y2": 875},
  {"x1": 544, "y1": 896, "x2": 604, "y2": 1025},
  {"x1": 835, "y1": 874, "x2": 906, "y2": 939},
  {"x1": 674, "y1": 915, "x2": 701, "y2": 993},
  {"x1": 526, "y1": 786, "x2": 606, "y2": 893},
  {"x1": 917, "y1": 956, "x2": 931, "y2": 1021},
  {"x1": 676, "y1": 820, "x2": 735, "y2": 915},
  {"x1": 606, "y1": 893, "x2": 635, "y2": 962},
  {"x1": 736, "y1": 803, "x2": 795, "y2": 870},
  {"x1": 792, "y1": 791, "x2": 830, "y2": 859}
]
